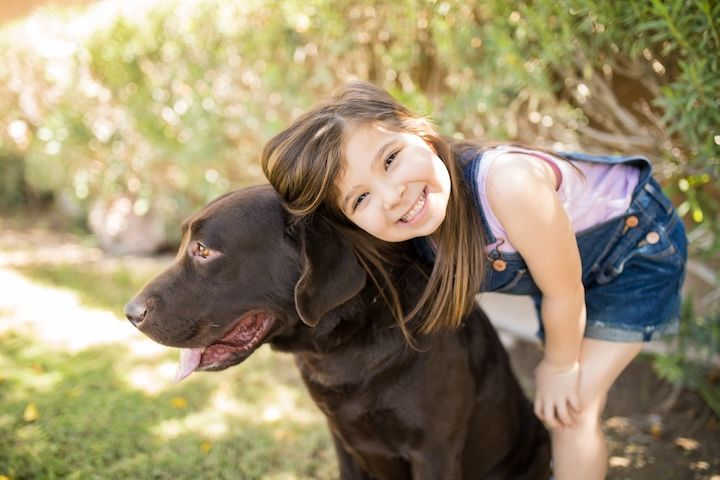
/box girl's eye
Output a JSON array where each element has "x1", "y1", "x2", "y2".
[
  {"x1": 195, "y1": 242, "x2": 211, "y2": 258},
  {"x1": 384, "y1": 150, "x2": 398, "y2": 168},
  {"x1": 352, "y1": 192, "x2": 368, "y2": 211}
]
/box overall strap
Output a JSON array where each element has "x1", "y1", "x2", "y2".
[
  {"x1": 556, "y1": 151, "x2": 654, "y2": 194},
  {"x1": 413, "y1": 148, "x2": 498, "y2": 263},
  {"x1": 511, "y1": 150, "x2": 563, "y2": 190},
  {"x1": 461, "y1": 150, "x2": 497, "y2": 244}
]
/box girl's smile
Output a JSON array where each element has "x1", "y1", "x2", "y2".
[
  {"x1": 336, "y1": 123, "x2": 451, "y2": 242},
  {"x1": 399, "y1": 186, "x2": 427, "y2": 223}
]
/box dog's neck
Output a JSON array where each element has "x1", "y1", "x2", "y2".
[
  {"x1": 269, "y1": 283, "x2": 390, "y2": 353},
  {"x1": 269, "y1": 264, "x2": 429, "y2": 398}
]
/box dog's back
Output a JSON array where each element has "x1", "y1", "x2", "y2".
[
  {"x1": 293, "y1": 304, "x2": 551, "y2": 479},
  {"x1": 289, "y1": 257, "x2": 551, "y2": 480},
  {"x1": 461, "y1": 307, "x2": 551, "y2": 479}
]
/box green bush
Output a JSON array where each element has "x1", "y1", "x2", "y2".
[
  {"x1": 0, "y1": 153, "x2": 26, "y2": 208},
  {"x1": 1, "y1": 0, "x2": 717, "y2": 238}
]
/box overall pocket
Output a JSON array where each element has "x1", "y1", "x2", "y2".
[{"x1": 596, "y1": 213, "x2": 681, "y2": 285}]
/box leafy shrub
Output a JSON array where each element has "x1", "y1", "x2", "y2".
[
  {"x1": 1, "y1": 0, "x2": 717, "y2": 239},
  {"x1": 0, "y1": 153, "x2": 26, "y2": 208}
]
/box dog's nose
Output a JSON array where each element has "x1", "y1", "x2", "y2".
[{"x1": 124, "y1": 300, "x2": 147, "y2": 327}]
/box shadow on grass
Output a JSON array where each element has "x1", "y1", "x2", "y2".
[{"x1": 0, "y1": 329, "x2": 337, "y2": 480}]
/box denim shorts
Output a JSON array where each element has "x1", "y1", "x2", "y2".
[{"x1": 575, "y1": 179, "x2": 688, "y2": 341}]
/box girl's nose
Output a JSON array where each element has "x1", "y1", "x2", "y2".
[{"x1": 381, "y1": 182, "x2": 406, "y2": 209}]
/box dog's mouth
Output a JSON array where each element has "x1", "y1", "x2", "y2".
[{"x1": 174, "y1": 310, "x2": 276, "y2": 382}]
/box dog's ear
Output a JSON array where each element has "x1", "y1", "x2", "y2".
[{"x1": 293, "y1": 217, "x2": 366, "y2": 327}]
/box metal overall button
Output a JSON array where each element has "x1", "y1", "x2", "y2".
[
  {"x1": 487, "y1": 239, "x2": 507, "y2": 272},
  {"x1": 595, "y1": 215, "x2": 646, "y2": 285},
  {"x1": 646, "y1": 231, "x2": 660, "y2": 244},
  {"x1": 622, "y1": 215, "x2": 639, "y2": 234},
  {"x1": 493, "y1": 259, "x2": 507, "y2": 271}
]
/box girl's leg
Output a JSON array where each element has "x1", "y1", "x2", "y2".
[{"x1": 551, "y1": 338, "x2": 643, "y2": 480}]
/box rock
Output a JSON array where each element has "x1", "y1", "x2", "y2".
[{"x1": 88, "y1": 195, "x2": 166, "y2": 255}]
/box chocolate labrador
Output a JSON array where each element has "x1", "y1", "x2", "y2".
[{"x1": 125, "y1": 185, "x2": 550, "y2": 479}]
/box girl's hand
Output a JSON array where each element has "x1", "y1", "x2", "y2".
[{"x1": 534, "y1": 359, "x2": 581, "y2": 429}]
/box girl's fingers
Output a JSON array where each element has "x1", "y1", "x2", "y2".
[
  {"x1": 568, "y1": 392, "x2": 581, "y2": 413},
  {"x1": 555, "y1": 400, "x2": 575, "y2": 428},
  {"x1": 543, "y1": 400, "x2": 560, "y2": 429}
]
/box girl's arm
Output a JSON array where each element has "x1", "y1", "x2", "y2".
[{"x1": 486, "y1": 152, "x2": 585, "y2": 428}]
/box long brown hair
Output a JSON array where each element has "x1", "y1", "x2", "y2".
[{"x1": 261, "y1": 81, "x2": 487, "y2": 335}]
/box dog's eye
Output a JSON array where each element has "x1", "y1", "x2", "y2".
[{"x1": 195, "y1": 242, "x2": 211, "y2": 258}]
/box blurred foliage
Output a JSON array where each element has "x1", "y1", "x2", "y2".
[
  {"x1": 0, "y1": 153, "x2": 26, "y2": 208},
  {"x1": 655, "y1": 300, "x2": 720, "y2": 418},
  {"x1": 0, "y1": 0, "x2": 717, "y2": 401},
  {"x1": 0, "y1": 0, "x2": 717, "y2": 242}
]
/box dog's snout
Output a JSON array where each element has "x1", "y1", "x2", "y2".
[{"x1": 124, "y1": 300, "x2": 147, "y2": 327}]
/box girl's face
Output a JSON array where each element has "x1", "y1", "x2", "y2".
[{"x1": 334, "y1": 123, "x2": 451, "y2": 242}]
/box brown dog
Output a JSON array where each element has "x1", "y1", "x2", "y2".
[{"x1": 125, "y1": 185, "x2": 550, "y2": 479}]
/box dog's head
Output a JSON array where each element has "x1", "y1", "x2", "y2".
[{"x1": 124, "y1": 185, "x2": 366, "y2": 380}]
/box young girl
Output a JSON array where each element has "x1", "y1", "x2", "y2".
[{"x1": 261, "y1": 81, "x2": 687, "y2": 479}]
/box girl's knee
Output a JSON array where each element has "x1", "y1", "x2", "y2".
[
  {"x1": 572, "y1": 392, "x2": 607, "y2": 429},
  {"x1": 551, "y1": 407, "x2": 604, "y2": 438}
]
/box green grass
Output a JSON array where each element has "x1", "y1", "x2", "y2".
[{"x1": 1, "y1": 261, "x2": 338, "y2": 479}]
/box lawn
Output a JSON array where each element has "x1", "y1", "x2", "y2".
[{"x1": 0, "y1": 256, "x2": 338, "y2": 480}]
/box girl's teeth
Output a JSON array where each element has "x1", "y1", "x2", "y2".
[{"x1": 401, "y1": 191, "x2": 426, "y2": 222}]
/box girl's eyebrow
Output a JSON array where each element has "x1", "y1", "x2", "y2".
[
  {"x1": 341, "y1": 140, "x2": 394, "y2": 212},
  {"x1": 373, "y1": 140, "x2": 393, "y2": 168}
]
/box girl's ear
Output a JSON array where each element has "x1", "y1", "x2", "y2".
[
  {"x1": 426, "y1": 138, "x2": 438, "y2": 154},
  {"x1": 414, "y1": 119, "x2": 438, "y2": 154},
  {"x1": 293, "y1": 217, "x2": 366, "y2": 327}
]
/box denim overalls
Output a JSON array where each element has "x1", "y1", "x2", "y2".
[{"x1": 416, "y1": 151, "x2": 688, "y2": 342}]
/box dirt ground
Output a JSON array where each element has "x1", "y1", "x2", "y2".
[
  {"x1": 508, "y1": 339, "x2": 720, "y2": 480},
  {"x1": 1, "y1": 215, "x2": 719, "y2": 479}
]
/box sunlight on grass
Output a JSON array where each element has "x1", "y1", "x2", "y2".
[
  {"x1": 126, "y1": 361, "x2": 179, "y2": 395},
  {"x1": 14, "y1": 366, "x2": 63, "y2": 395},
  {"x1": 1, "y1": 323, "x2": 337, "y2": 480},
  {"x1": 0, "y1": 268, "x2": 144, "y2": 352},
  {"x1": 1, "y1": 258, "x2": 338, "y2": 479},
  {"x1": 13, "y1": 261, "x2": 155, "y2": 313},
  {"x1": 154, "y1": 356, "x2": 324, "y2": 442}
]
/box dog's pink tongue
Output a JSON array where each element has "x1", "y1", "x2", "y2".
[{"x1": 174, "y1": 347, "x2": 204, "y2": 383}]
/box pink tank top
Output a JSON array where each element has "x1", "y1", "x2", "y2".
[{"x1": 476, "y1": 147, "x2": 641, "y2": 253}]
